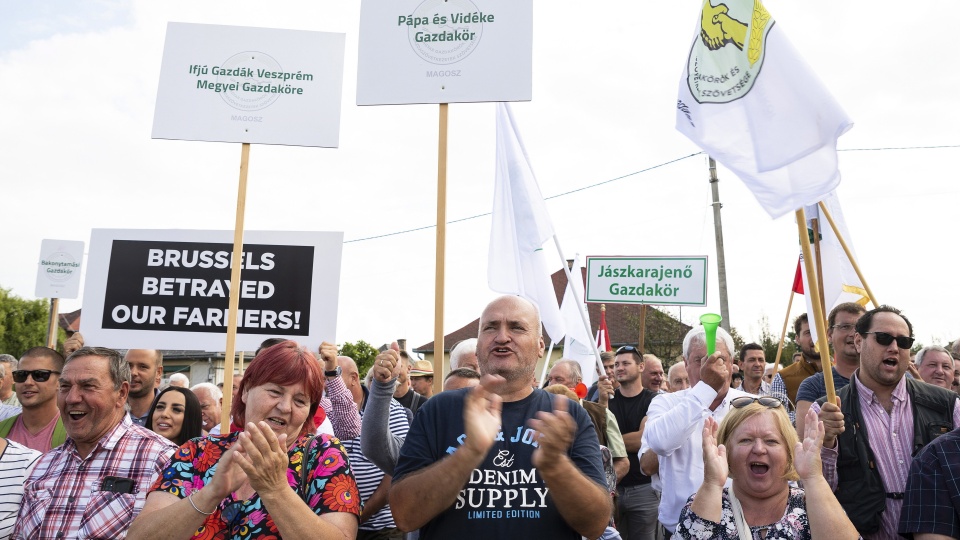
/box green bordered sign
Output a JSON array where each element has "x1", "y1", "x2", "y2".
[{"x1": 585, "y1": 256, "x2": 708, "y2": 306}]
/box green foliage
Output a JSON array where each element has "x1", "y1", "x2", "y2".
[
  {"x1": 728, "y1": 326, "x2": 746, "y2": 354},
  {"x1": 0, "y1": 287, "x2": 63, "y2": 357},
  {"x1": 339, "y1": 340, "x2": 380, "y2": 380}
]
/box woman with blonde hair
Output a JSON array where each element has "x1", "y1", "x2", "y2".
[{"x1": 677, "y1": 398, "x2": 859, "y2": 539}]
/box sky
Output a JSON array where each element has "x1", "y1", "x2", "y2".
[{"x1": 2, "y1": 0, "x2": 958, "y2": 355}]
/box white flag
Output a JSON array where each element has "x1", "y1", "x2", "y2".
[
  {"x1": 489, "y1": 103, "x2": 565, "y2": 341},
  {"x1": 676, "y1": 0, "x2": 852, "y2": 218},
  {"x1": 799, "y1": 191, "x2": 869, "y2": 342},
  {"x1": 560, "y1": 255, "x2": 597, "y2": 385}
]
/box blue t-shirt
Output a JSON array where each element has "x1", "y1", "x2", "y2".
[
  {"x1": 795, "y1": 366, "x2": 851, "y2": 403},
  {"x1": 393, "y1": 387, "x2": 606, "y2": 539}
]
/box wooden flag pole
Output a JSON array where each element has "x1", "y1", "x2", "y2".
[
  {"x1": 432, "y1": 104, "x2": 449, "y2": 397},
  {"x1": 772, "y1": 290, "x2": 794, "y2": 377},
  {"x1": 817, "y1": 201, "x2": 879, "y2": 306},
  {"x1": 220, "y1": 142, "x2": 251, "y2": 434},
  {"x1": 811, "y1": 218, "x2": 826, "y2": 316},
  {"x1": 796, "y1": 208, "x2": 836, "y2": 404},
  {"x1": 46, "y1": 298, "x2": 60, "y2": 348}
]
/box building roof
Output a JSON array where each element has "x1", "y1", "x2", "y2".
[
  {"x1": 414, "y1": 265, "x2": 692, "y2": 353},
  {"x1": 58, "y1": 308, "x2": 81, "y2": 333}
]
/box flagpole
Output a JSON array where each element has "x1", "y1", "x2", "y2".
[
  {"x1": 220, "y1": 142, "x2": 251, "y2": 434},
  {"x1": 46, "y1": 298, "x2": 60, "y2": 348},
  {"x1": 432, "y1": 103, "x2": 449, "y2": 398},
  {"x1": 817, "y1": 201, "x2": 879, "y2": 306},
  {"x1": 708, "y1": 158, "x2": 731, "y2": 331},
  {"x1": 551, "y1": 235, "x2": 605, "y2": 377},
  {"x1": 796, "y1": 208, "x2": 836, "y2": 404},
  {"x1": 772, "y1": 291, "x2": 794, "y2": 377},
  {"x1": 811, "y1": 218, "x2": 826, "y2": 316},
  {"x1": 540, "y1": 341, "x2": 554, "y2": 387}
]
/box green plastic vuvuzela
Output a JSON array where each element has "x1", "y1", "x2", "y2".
[{"x1": 700, "y1": 313, "x2": 722, "y2": 355}]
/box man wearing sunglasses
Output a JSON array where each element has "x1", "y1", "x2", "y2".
[
  {"x1": 641, "y1": 325, "x2": 754, "y2": 538},
  {"x1": 0, "y1": 347, "x2": 67, "y2": 452},
  {"x1": 815, "y1": 305, "x2": 960, "y2": 539}
]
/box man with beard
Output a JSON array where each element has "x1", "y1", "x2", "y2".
[
  {"x1": 124, "y1": 349, "x2": 163, "y2": 426},
  {"x1": 816, "y1": 305, "x2": 960, "y2": 539},
  {"x1": 771, "y1": 314, "x2": 822, "y2": 418},
  {"x1": 795, "y1": 303, "x2": 866, "y2": 436},
  {"x1": 389, "y1": 295, "x2": 609, "y2": 539}
]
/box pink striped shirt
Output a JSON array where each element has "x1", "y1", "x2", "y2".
[{"x1": 818, "y1": 374, "x2": 960, "y2": 540}]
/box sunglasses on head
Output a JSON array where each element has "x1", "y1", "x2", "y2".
[
  {"x1": 730, "y1": 396, "x2": 783, "y2": 409},
  {"x1": 12, "y1": 369, "x2": 61, "y2": 383},
  {"x1": 615, "y1": 346, "x2": 643, "y2": 359},
  {"x1": 862, "y1": 331, "x2": 915, "y2": 350}
]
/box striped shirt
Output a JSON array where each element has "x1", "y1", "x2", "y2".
[
  {"x1": 342, "y1": 392, "x2": 410, "y2": 531},
  {"x1": 0, "y1": 439, "x2": 41, "y2": 539},
  {"x1": 12, "y1": 414, "x2": 176, "y2": 540},
  {"x1": 817, "y1": 374, "x2": 960, "y2": 540}
]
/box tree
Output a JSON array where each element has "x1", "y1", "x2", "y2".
[
  {"x1": 338, "y1": 340, "x2": 380, "y2": 381},
  {"x1": 754, "y1": 315, "x2": 797, "y2": 367},
  {"x1": 0, "y1": 287, "x2": 63, "y2": 356}
]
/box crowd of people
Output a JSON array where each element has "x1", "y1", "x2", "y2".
[{"x1": 1, "y1": 297, "x2": 959, "y2": 539}]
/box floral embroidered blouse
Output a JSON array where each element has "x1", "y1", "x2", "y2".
[
  {"x1": 677, "y1": 487, "x2": 811, "y2": 540},
  {"x1": 150, "y1": 431, "x2": 361, "y2": 539}
]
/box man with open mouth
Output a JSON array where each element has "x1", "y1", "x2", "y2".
[{"x1": 815, "y1": 305, "x2": 960, "y2": 539}]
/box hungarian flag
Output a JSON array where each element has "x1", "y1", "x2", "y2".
[
  {"x1": 596, "y1": 305, "x2": 612, "y2": 352},
  {"x1": 676, "y1": 0, "x2": 852, "y2": 218},
  {"x1": 792, "y1": 255, "x2": 804, "y2": 294}
]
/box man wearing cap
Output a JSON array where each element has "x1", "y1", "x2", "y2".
[{"x1": 409, "y1": 360, "x2": 436, "y2": 399}]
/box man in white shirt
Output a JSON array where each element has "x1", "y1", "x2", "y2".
[{"x1": 641, "y1": 325, "x2": 754, "y2": 537}]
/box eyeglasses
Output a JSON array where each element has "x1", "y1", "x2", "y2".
[
  {"x1": 730, "y1": 396, "x2": 784, "y2": 409},
  {"x1": 862, "y1": 331, "x2": 915, "y2": 350},
  {"x1": 12, "y1": 369, "x2": 61, "y2": 383},
  {"x1": 830, "y1": 323, "x2": 856, "y2": 333},
  {"x1": 615, "y1": 346, "x2": 643, "y2": 359}
]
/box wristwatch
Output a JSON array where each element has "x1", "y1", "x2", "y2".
[{"x1": 325, "y1": 366, "x2": 342, "y2": 378}]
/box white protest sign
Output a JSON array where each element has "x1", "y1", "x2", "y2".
[
  {"x1": 357, "y1": 0, "x2": 532, "y2": 105},
  {"x1": 585, "y1": 256, "x2": 709, "y2": 306},
  {"x1": 81, "y1": 229, "x2": 343, "y2": 350},
  {"x1": 35, "y1": 239, "x2": 85, "y2": 299},
  {"x1": 152, "y1": 23, "x2": 345, "y2": 147}
]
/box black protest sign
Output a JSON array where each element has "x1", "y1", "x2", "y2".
[{"x1": 101, "y1": 240, "x2": 313, "y2": 336}]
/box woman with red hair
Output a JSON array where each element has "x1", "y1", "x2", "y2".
[{"x1": 129, "y1": 341, "x2": 360, "y2": 539}]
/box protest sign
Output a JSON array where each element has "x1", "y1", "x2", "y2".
[
  {"x1": 357, "y1": 0, "x2": 532, "y2": 104},
  {"x1": 35, "y1": 239, "x2": 84, "y2": 299},
  {"x1": 152, "y1": 22, "x2": 345, "y2": 147},
  {"x1": 585, "y1": 256, "x2": 708, "y2": 306},
  {"x1": 81, "y1": 229, "x2": 342, "y2": 350}
]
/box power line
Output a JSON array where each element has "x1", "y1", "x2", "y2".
[{"x1": 343, "y1": 144, "x2": 960, "y2": 244}]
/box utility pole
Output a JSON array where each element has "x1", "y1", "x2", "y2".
[{"x1": 708, "y1": 157, "x2": 731, "y2": 332}]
